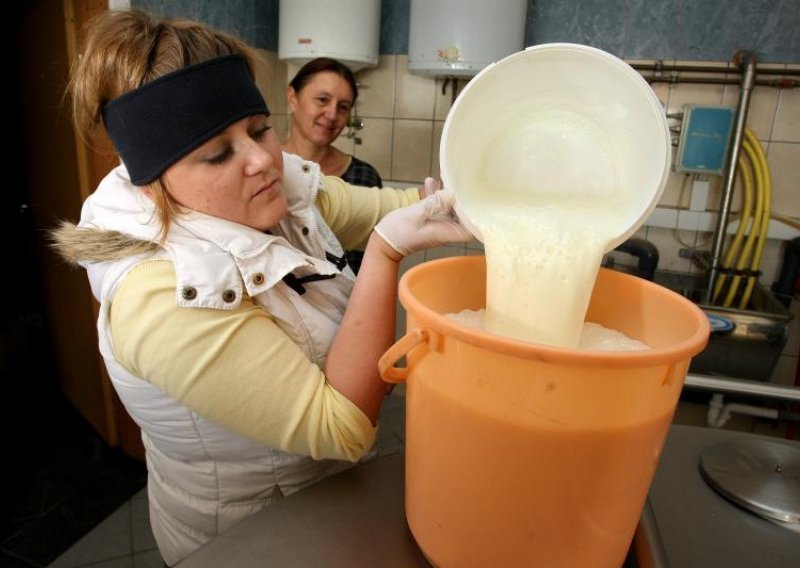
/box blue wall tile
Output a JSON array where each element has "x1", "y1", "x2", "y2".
[
  {"x1": 253, "y1": 0, "x2": 279, "y2": 51},
  {"x1": 132, "y1": 0, "x2": 278, "y2": 50},
  {"x1": 380, "y1": 0, "x2": 409, "y2": 54},
  {"x1": 131, "y1": 0, "x2": 799, "y2": 63},
  {"x1": 625, "y1": 0, "x2": 680, "y2": 60},
  {"x1": 528, "y1": 0, "x2": 628, "y2": 55}
]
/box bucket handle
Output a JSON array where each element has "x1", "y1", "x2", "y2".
[{"x1": 379, "y1": 328, "x2": 429, "y2": 384}]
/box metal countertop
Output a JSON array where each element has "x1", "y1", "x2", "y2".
[{"x1": 177, "y1": 425, "x2": 800, "y2": 567}]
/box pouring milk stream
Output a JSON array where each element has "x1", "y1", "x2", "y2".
[{"x1": 442, "y1": 44, "x2": 672, "y2": 348}]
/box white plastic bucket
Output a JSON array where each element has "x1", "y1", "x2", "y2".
[{"x1": 441, "y1": 43, "x2": 671, "y2": 251}]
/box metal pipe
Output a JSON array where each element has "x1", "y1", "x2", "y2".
[
  {"x1": 703, "y1": 51, "x2": 757, "y2": 302},
  {"x1": 629, "y1": 61, "x2": 800, "y2": 76},
  {"x1": 684, "y1": 373, "x2": 800, "y2": 402},
  {"x1": 643, "y1": 76, "x2": 799, "y2": 88}
]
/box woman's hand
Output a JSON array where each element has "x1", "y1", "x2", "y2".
[{"x1": 374, "y1": 177, "x2": 473, "y2": 257}]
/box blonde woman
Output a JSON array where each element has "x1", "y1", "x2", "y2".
[{"x1": 53, "y1": 10, "x2": 469, "y2": 565}]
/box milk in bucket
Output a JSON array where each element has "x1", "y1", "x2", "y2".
[{"x1": 441, "y1": 44, "x2": 672, "y2": 347}]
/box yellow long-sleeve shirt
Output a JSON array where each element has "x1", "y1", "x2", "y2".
[{"x1": 110, "y1": 178, "x2": 419, "y2": 461}]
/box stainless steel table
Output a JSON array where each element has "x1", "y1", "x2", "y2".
[
  {"x1": 177, "y1": 426, "x2": 799, "y2": 567},
  {"x1": 177, "y1": 450, "x2": 428, "y2": 567},
  {"x1": 634, "y1": 425, "x2": 799, "y2": 568}
]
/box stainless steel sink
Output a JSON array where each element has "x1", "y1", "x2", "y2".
[{"x1": 652, "y1": 270, "x2": 792, "y2": 381}]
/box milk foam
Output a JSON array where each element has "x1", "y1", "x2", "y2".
[
  {"x1": 446, "y1": 309, "x2": 650, "y2": 351},
  {"x1": 475, "y1": 201, "x2": 621, "y2": 347}
]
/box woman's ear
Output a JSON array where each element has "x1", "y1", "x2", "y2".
[{"x1": 286, "y1": 86, "x2": 297, "y2": 113}]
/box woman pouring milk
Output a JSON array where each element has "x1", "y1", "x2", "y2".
[{"x1": 51, "y1": 9, "x2": 471, "y2": 565}]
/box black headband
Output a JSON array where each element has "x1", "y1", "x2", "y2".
[{"x1": 102, "y1": 54, "x2": 270, "y2": 185}]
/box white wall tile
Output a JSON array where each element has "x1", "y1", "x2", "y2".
[
  {"x1": 253, "y1": 49, "x2": 288, "y2": 115},
  {"x1": 772, "y1": 87, "x2": 800, "y2": 142},
  {"x1": 766, "y1": 142, "x2": 800, "y2": 217},
  {"x1": 431, "y1": 120, "x2": 444, "y2": 179},
  {"x1": 331, "y1": 130, "x2": 356, "y2": 155},
  {"x1": 666, "y1": 81, "x2": 725, "y2": 114},
  {"x1": 353, "y1": 117, "x2": 393, "y2": 181},
  {"x1": 394, "y1": 55, "x2": 436, "y2": 120},
  {"x1": 722, "y1": 83, "x2": 779, "y2": 141},
  {"x1": 660, "y1": 170, "x2": 692, "y2": 208},
  {"x1": 272, "y1": 114, "x2": 290, "y2": 144},
  {"x1": 357, "y1": 55, "x2": 396, "y2": 119},
  {"x1": 391, "y1": 119, "x2": 433, "y2": 182}
]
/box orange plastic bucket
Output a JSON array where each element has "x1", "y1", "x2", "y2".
[{"x1": 379, "y1": 256, "x2": 709, "y2": 568}]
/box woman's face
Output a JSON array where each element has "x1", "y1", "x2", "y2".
[
  {"x1": 288, "y1": 71, "x2": 354, "y2": 148},
  {"x1": 162, "y1": 114, "x2": 287, "y2": 231}
]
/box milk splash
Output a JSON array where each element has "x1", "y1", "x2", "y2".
[
  {"x1": 462, "y1": 107, "x2": 633, "y2": 348},
  {"x1": 481, "y1": 207, "x2": 621, "y2": 347}
]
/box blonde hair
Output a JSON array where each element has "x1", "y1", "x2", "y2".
[{"x1": 69, "y1": 9, "x2": 260, "y2": 240}]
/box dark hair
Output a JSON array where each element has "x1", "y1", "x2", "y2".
[{"x1": 289, "y1": 57, "x2": 359, "y2": 101}]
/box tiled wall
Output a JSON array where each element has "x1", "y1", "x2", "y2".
[
  {"x1": 253, "y1": 50, "x2": 800, "y2": 392},
  {"x1": 259, "y1": 52, "x2": 799, "y2": 279}
]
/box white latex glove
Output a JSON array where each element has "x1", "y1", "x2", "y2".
[{"x1": 374, "y1": 177, "x2": 473, "y2": 257}]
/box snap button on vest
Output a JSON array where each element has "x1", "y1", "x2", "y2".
[
  {"x1": 222, "y1": 290, "x2": 236, "y2": 303},
  {"x1": 252, "y1": 273, "x2": 265, "y2": 285},
  {"x1": 302, "y1": 226, "x2": 310, "y2": 236},
  {"x1": 181, "y1": 287, "x2": 197, "y2": 300}
]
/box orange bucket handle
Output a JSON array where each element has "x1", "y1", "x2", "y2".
[{"x1": 379, "y1": 328, "x2": 429, "y2": 383}]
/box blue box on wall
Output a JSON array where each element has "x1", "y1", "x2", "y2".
[{"x1": 675, "y1": 105, "x2": 735, "y2": 175}]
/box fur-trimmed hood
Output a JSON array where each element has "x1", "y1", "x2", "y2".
[{"x1": 51, "y1": 220, "x2": 160, "y2": 266}]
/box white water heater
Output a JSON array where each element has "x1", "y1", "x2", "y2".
[
  {"x1": 278, "y1": 0, "x2": 381, "y2": 72},
  {"x1": 408, "y1": 0, "x2": 527, "y2": 77}
]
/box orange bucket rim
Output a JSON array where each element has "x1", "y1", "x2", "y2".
[{"x1": 398, "y1": 256, "x2": 710, "y2": 368}]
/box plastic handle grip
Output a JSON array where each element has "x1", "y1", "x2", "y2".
[{"x1": 378, "y1": 328, "x2": 429, "y2": 384}]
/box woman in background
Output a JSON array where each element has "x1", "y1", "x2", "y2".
[
  {"x1": 283, "y1": 58, "x2": 383, "y2": 272},
  {"x1": 52, "y1": 10, "x2": 469, "y2": 565}
]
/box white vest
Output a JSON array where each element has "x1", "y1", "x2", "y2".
[{"x1": 79, "y1": 154, "x2": 366, "y2": 565}]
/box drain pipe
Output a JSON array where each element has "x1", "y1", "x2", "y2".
[
  {"x1": 704, "y1": 51, "x2": 757, "y2": 303},
  {"x1": 614, "y1": 238, "x2": 659, "y2": 281},
  {"x1": 707, "y1": 393, "x2": 800, "y2": 428}
]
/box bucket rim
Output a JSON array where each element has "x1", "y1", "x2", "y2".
[{"x1": 398, "y1": 256, "x2": 710, "y2": 368}]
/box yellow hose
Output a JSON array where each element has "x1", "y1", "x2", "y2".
[
  {"x1": 722, "y1": 136, "x2": 763, "y2": 307},
  {"x1": 739, "y1": 128, "x2": 771, "y2": 309},
  {"x1": 712, "y1": 151, "x2": 753, "y2": 303}
]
